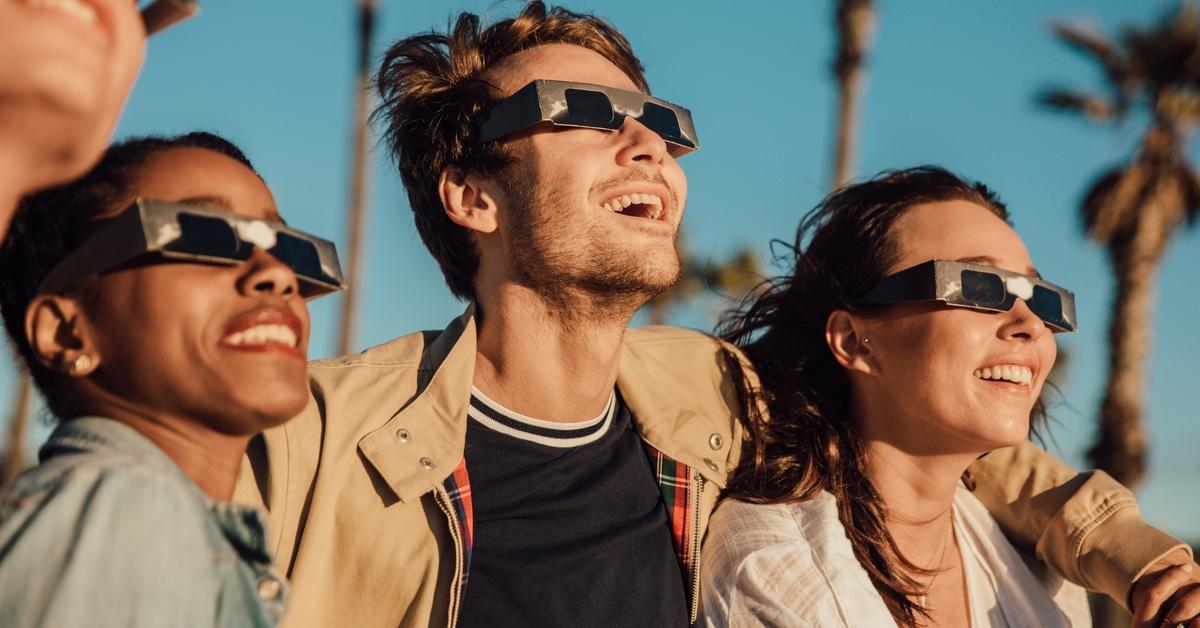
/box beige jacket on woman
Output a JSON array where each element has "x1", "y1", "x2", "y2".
[{"x1": 234, "y1": 308, "x2": 1188, "y2": 628}]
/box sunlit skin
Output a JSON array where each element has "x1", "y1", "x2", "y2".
[
  {"x1": 0, "y1": 0, "x2": 145, "y2": 235},
  {"x1": 441, "y1": 43, "x2": 688, "y2": 421},
  {"x1": 828, "y1": 199, "x2": 1057, "y2": 626},
  {"x1": 25, "y1": 147, "x2": 311, "y2": 500}
]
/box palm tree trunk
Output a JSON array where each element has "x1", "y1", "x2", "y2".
[
  {"x1": 336, "y1": 0, "x2": 378, "y2": 357},
  {"x1": 1, "y1": 374, "x2": 33, "y2": 485},
  {"x1": 831, "y1": 0, "x2": 874, "y2": 190},
  {"x1": 832, "y1": 68, "x2": 863, "y2": 190},
  {"x1": 1087, "y1": 184, "x2": 1174, "y2": 490}
]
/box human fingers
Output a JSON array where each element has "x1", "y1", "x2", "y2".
[
  {"x1": 1131, "y1": 563, "x2": 1194, "y2": 627},
  {"x1": 1161, "y1": 582, "x2": 1200, "y2": 627}
]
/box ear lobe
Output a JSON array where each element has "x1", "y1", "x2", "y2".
[
  {"x1": 440, "y1": 166, "x2": 499, "y2": 234},
  {"x1": 26, "y1": 295, "x2": 99, "y2": 376},
  {"x1": 826, "y1": 310, "x2": 875, "y2": 376}
]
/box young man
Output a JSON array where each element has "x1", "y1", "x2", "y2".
[
  {"x1": 0, "y1": 0, "x2": 145, "y2": 236},
  {"x1": 235, "y1": 3, "x2": 1196, "y2": 627}
]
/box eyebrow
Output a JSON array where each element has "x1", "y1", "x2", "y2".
[
  {"x1": 176, "y1": 196, "x2": 284, "y2": 222},
  {"x1": 954, "y1": 255, "x2": 1041, "y2": 279}
]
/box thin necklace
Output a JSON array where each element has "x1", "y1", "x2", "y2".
[{"x1": 916, "y1": 510, "x2": 955, "y2": 609}]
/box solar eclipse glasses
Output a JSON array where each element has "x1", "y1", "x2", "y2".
[
  {"x1": 858, "y1": 259, "x2": 1077, "y2": 332},
  {"x1": 476, "y1": 80, "x2": 699, "y2": 155},
  {"x1": 40, "y1": 199, "x2": 347, "y2": 299}
]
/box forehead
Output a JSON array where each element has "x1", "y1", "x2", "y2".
[
  {"x1": 486, "y1": 43, "x2": 642, "y2": 97},
  {"x1": 890, "y1": 199, "x2": 1034, "y2": 274},
  {"x1": 128, "y1": 146, "x2": 280, "y2": 221}
]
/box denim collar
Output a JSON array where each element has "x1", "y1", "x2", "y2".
[{"x1": 40, "y1": 416, "x2": 273, "y2": 563}]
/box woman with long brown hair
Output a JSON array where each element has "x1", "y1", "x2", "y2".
[{"x1": 700, "y1": 167, "x2": 1090, "y2": 627}]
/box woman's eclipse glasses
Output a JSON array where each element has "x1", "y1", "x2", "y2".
[
  {"x1": 476, "y1": 80, "x2": 699, "y2": 156},
  {"x1": 859, "y1": 259, "x2": 1077, "y2": 332},
  {"x1": 40, "y1": 199, "x2": 347, "y2": 299}
]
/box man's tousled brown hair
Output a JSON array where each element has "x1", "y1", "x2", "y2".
[{"x1": 375, "y1": 1, "x2": 647, "y2": 300}]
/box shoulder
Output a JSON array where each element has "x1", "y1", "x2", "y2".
[
  {"x1": 701, "y1": 495, "x2": 891, "y2": 627},
  {"x1": 705, "y1": 493, "x2": 841, "y2": 570},
  {"x1": 0, "y1": 456, "x2": 217, "y2": 623},
  {"x1": 0, "y1": 454, "x2": 209, "y2": 554}
]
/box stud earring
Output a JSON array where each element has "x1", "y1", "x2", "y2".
[
  {"x1": 69, "y1": 354, "x2": 93, "y2": 375},
  {"x1": 862, "y1": 337, "x2": 872, "y2": 345}
]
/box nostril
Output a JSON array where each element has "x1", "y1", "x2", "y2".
[{"x1": 253, "y1": 279, "x2": 276, "y2": 293}]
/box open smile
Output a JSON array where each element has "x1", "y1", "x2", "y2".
[
  {"x1": 219, "y1": 307, "x2": 304, "y2": 359},
  {"x1": 972, "y1": 358, "x2": 1038, "y2": 394},
  {"x1": 595, "y1": 184, "x2": 674, "y2": 225}
]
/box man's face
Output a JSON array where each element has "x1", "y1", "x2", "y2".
[{"x1": 483, "y1": 44, "x2": 689, "y2": 310}]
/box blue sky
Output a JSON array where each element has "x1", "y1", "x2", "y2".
[{"x1": 4, "y1": 0, "x2": 1199, "y2": 538}]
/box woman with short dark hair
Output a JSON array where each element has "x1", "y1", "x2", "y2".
[{"x1": 0, "y1": 132, "x2": 343, "y2": 627}]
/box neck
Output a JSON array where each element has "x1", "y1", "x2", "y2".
[
  {"x1": 472, "y1": 282, "x2": 634, "y2": 422},
  {"x1": 82, "y1": 392, "x2": 249, "y2": 501},
  {"x1": 863, "y1": 439, "x2": 969, "y2": 562}
]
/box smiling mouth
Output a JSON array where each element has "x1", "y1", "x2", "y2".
[
  {"x1": 973, "y1": 364, "x2": 1033, "y2": 386},
  {"x1": 220, "y1": 309, "x2": 304, "y2": 359},
  {"x1": 27, "y1": 0, "x2": 98, "y2": 24},
  {"x1": 599, "y1": 192, "x2": 665, "y2": 221}
]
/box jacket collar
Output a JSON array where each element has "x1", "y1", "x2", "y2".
[{"x1": 357, "y1": 305, "x2": 729, "y2": 504}]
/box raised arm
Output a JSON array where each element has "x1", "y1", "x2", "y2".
[{"x1": 967, "y1": 441, "x2": 1192, "y2": 611}]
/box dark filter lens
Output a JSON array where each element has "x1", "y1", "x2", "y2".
[
  {"x1": 960, "y1": 269, "x2": 1007, "y2": 307},
  {"x1": 1029, "y1": 285, "x2": 1067, "y2": 328},
  {"x1": 168, "y1": 213, "x2": 243, "y2": 257},
  {"x1": 564, "y1": 89, "x2": 615, "y2": 126},
  {"x1": 271, "y1": 232, "x2": 325, "y2": 280},
  {"x1": 640, "y1": 102, "x2": 683, "y2": 143}
]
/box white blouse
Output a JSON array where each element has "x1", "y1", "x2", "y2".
[{"x1": 700, "y1": 487, "x2": 1091, "y2": 627}]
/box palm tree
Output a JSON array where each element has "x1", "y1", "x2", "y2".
[
  {"x1": 830, "y1": 0, "x2": 876, "y2": 189},
  {"x1": 1, "y1": 374, "x2": 33, "y2": 485},
  {"x1": 644, "y1": 236, "x2": 762, "y2": 326},
  {"x1": 1039, "y1": 5, "x2": 1200, "y2": 490},
  {"x1": 336, "y1": 0, "x2": 378, "y2": 356}
]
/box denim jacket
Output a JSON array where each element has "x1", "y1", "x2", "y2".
[{"x1": 0, "y1": 417, "x2": 288, "y2": 627}]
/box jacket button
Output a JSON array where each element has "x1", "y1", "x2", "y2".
[
  {"x1": 419, "y1": 457, "x2": 434, "y2": 470},
  {"x1": 395, "y1": 428, "x2": 411, "y2": 443},
  {"x1": 708, "y1": 433, "x2": 723, "y2": 450},
  {"x1": 257, "y1": 576, "x2": 282, "y2": 600},
  {"x1": 703, "y1": 458, "x2": 719, "y2": 472}
]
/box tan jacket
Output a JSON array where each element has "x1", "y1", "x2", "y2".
[{"x1": 235, "y1": 308, "x2": 1188, "y2": 628}]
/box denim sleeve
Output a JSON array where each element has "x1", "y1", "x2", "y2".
[{"x1": 0, "y1": 463, "x2": 220, "y2": 627}]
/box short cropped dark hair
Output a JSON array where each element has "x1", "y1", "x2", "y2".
[
  {"x1": 375, "y1": 1, "x2": 647, "y2": 300},
  {"x1": 0, "y1": 132, "x2": 257, "y2": 414}
]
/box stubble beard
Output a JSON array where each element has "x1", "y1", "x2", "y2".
[{"x1": 503, "y1": 171, "x2": 682, "y2": 325}]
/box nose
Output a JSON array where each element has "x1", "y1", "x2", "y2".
[
  {"x1": 237, "y1": 248, "x2": 299, "y2": 298},
  {"x1": 999, "y1": 298, "x2": 1048, "y2": 342},
  {"x1": 614, "y1": 117, "x2": 668, "y2": 167}
]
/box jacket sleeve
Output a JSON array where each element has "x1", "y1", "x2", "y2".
[{"x1": 967, "y1": 441, "x2": 1190, "y2": 609}]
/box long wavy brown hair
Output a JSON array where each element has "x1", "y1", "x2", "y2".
[{"x1": 718, "y1": 166, "x2": 1046, "y2": 627}]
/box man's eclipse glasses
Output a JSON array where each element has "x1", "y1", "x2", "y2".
[
  {"x1": 476, "y1": 80, "x2": 699, "y2": 155},
  {"x1": 858, "y1": 259, "x2": 1077, "y2": 333},
  {"x1": 40, "y1": 199, "x2": 347, "y2": 299}
]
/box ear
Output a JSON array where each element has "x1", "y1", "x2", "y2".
[
  {"x1": 825, "y1": 310, "x2": 876, "y2": 376},
  {"x1": 25, "y1": 294, "x2": 100, "y2": 377},
  {"x1": 439, "y1": 166, "x2": 499, "y2": 235}
]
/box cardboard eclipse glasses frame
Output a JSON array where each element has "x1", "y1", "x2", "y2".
[
  {"x1": 858, "y1": 259, "x2": 1077, "y2": 333},
  {"x1": 40, "y1": 199, "x2": 347, "y2": 299},
  {"x1": 476, "y1": 79, "x2": 700, "y2": 156}
]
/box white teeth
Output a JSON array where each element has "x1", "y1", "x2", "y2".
[
  {"x1": 973, "y1": 364, "x2": 1033, "y2": 385},
  {"x1": 223, "y1": 324, "x2": 298, "y2": 349},
  {"x1": 27, "y1": 0, "x2": 98, "y2": 24},
  {"x1": 600, "y1": 192, "x2": 665, "y2": 220}
]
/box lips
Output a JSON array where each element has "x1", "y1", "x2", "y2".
[
  {"x1": 973, "y1": 356, "x2": 1038, "y2": 389},
  {"x1": 594, "y1": 183, "x2": 675, "y2": 225},
  {"x1": 219, "y1": 307, "x2": 304, "y2": 359}
]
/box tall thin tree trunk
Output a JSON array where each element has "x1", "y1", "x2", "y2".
[
  {"x1": 831, "y1": 0, "x2": 874, "y2": 190},
  {"x1": 1, "y1": 374, "x2": 32, "y2": 485},
  {"x1": 1087, "y1": 187, "x2": 1173, "y2": 490},
  {"x1": 336, "y1": 0, "x2": 378, "y2": 356}
]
